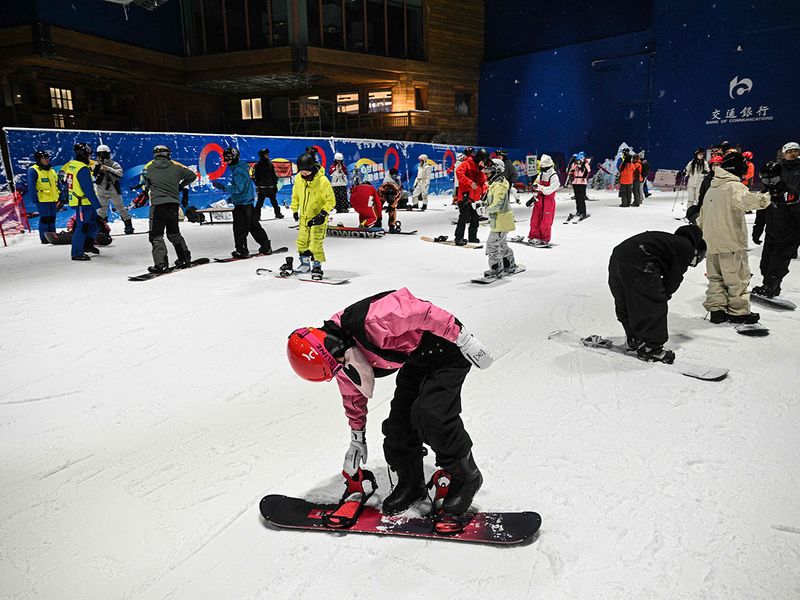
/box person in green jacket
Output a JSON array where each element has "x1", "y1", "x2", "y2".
[
  {"x1": 288, "y1": 151, "x2": 336, "y2": 280},
  {"x1": 481, "y1": 158, "x2": 517, "y2": 278}
]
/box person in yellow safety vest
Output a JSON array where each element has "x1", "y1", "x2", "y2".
[
  {"x1": 27, "y1": 150, "x2": 60, "y2": 243},
  {"x1": 60, "y1": 142, "x2": 103, "y2": 261}
]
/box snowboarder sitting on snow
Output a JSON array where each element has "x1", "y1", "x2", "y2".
[
  {"x1": 286, "y1": 288, "x2": 493, "y2": 516},
  {"x1": 479, "y1": 158, "x2": 517, "y2": 278},
  {"x1": 349, "y1": 180, "x2": 382, "y2": 229},
  {"x1": 698, "y1": 151, "x2": 772, "y2": 324},
  {"x1": 288, "y1": 151, "x2": 335, "y2": 280},
  {"x1": 379, "y1": 169, "x2": 402, "y2": 233},
  {"x1": 608, "y1": 225, "x2": 707, "y2": 363}
]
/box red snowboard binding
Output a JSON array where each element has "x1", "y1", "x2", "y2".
[
  {"x1": 427, "y1": 469, "x2": 467, "y2": 534},
  {"x1": 322, "y1": 469, "x2": 377, "y2": 529}
]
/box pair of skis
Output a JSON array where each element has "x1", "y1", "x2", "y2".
[
  {"x1": 563, "y1": 213, "x2": 590, "y2": 224},
  {"x1": 260, "y1": 468, "x2": 541, "y2": 545}
]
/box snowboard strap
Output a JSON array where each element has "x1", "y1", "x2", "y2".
[
  {"x1": 581, "y1": 335, "x2": 613, "y2": 349},
  {"x1": 322, "y1": 469, "x2": 377, "y2": 529},
  {"x1": 427, "y1": 469, "x2": 464, "y2": 534}
]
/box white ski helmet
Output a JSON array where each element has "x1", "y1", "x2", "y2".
[
  {"x1": 334, "y1": 152, "x2": 344, "y2": 161},
  {"x1": 539, "y1": 154, "x2": 554, "y2": 169},
  {"x1": 96, "y1": 144, "x2": 111, "y2": 155},
  {"x1": 418, "y1": 154, "x2": 428, "y2": 162},
  {"x1": 782, "y1": 142, "x2": 800, "y2": 153}
]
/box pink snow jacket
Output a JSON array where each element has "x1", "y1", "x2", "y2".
[
  {"x1": 329, "y1": 288, "x2": 461, "y2": 430},
  {"x1": 568, "y1": 160, "x2": 591, "y2": 185}
]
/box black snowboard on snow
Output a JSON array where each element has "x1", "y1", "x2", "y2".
[
  {"x1": 750, "y1": 294, "x2": 796, "y2": 311},
  {"x1": 259, "y1": 494, "x2": 541, "y2": 545},
  {"x1": 213, "y1": 247, "x2": 288, "y2": 263},
  {"x1": 128, "y1": 258, "x2": 210, "y2": 281}
]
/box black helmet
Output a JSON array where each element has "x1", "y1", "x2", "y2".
[
  {"x1": 474, "y1": 148, "x2": 490, "y2": 166},
  {"x1": 223, "y1": 147, "x2": 240, "y2": 163},
  {"x1": 495, "y1": 148, "x2": 507, "y2": 158},
  {"x1": 296, "y1": 152, "x2": 317, "y2": 172},
  {"x1": 694, "y1": 147, "x2": 705, "y2": 156},
  {"x1": 721, "y1": 152, "x2": 747, "y2": 178},
  {"x1": 759, "y1": 160, "x2": 782, "y2": 188},
  {"x1": 258, "y1": 148, "x2": 270, "y2": 159},
  {"x1": 463, "y1": 146, "x2": 474, "y2": 156},
  {"x1": 34, "y1": 150, "x2": 51, "y2": 164},
  {"x1": 153, "y1": 144, "x2": 171, "y2": 159},
  {"x1": 74, "y1": 142, "x2": 92, "y2": 162},
  {"x1": 675, "y1": 225, "x2": 707, "y2": 267}
]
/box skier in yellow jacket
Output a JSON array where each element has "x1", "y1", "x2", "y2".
[
  {"x1": 481, "y1": 158, "x2": 517, "y2": 278},
  {"x1": 288, "y1": 151, "x2": 336, "y2": 280}
]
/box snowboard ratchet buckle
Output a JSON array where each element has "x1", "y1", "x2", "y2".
[
  {"x1": 322, "y1": 469, "x2": 377, "y2": 529},
  {"x1": 427, "y1": 469, "x2": 466, "y2": 535}
]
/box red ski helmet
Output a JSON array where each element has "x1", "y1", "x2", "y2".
[
  {"x1": 287, "y1": 327, "x2": 343, "y2": 382},
  {"x1": 742, "y1": 151, "x2": 753, "y2": 160},
  {"x1": 709, "y1": 155, "x2": 723, "y2": 165}
]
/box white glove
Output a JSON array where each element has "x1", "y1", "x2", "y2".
[
  {"x1": 343, "y1": 429, "x2": 367, "y2": 476},
  {"x1": 456, "y1": 327, "x2": 494, "y2": 369}
]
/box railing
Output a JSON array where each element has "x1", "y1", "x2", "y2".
[{"x1": 336, "y1": 111, "x2": 438, "y2": 135}]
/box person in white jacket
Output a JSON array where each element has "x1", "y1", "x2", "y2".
[
  {"x1": 93, "y1": 144, "x2": 133, "y2": 233},
  {"x1": 410, "y1": 154, "x2": 432, "y2": 210},
  {"x1": 685, "y1": 148, "x2": 709, "y2": 208},
  {"x1": 525, "y1": 154, "x2": 560, "y2": 245},
  {"x1": 329, "y1": 152, "x2": 349, "y2": 213}
]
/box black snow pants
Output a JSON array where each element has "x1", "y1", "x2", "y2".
[
  {"x1": 256, "y1": 186, "x2": 282, "y2": 215},
  {"x1": 382, "y1": 333, "x2": 473, "y2": 469},
  {"x1": 608, "y1": 257, "x2": 669, "y2": 346},
  {"x1": 454, "y1": 198, "x2": 479, "y2": 242},
  {"x1": 759, "y1": 203, "x2": 800, "y2": 285},
  {"x1": 573, "y1": 184, "x2": 587, "y2": 216},
  {"x1": 232, "y1": 204, "x2": 270, "y2": 254},
  {"x1": 149, "y1": 202, "x2": 190, "y2": 267}
]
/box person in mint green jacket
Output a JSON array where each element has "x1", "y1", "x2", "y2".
[{"x1": 481, "y1": 158, "x2": 517, "y2": 278}]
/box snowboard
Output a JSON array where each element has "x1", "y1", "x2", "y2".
[
  {"x1": 213, "y1": 247, "x2": 288, "y2": 263},
  {"x1": 508, "y1": 236, "x2": 553, "y2": 248},
  {"x1": 259, "y1": 494, "x2": 541, "y2": 546},
  {"x1": 471, "y1": 265, "x2": 526, "y2": 284},
  {"x1": 548, "y1": 330, "x2": 729, "y2": 381},
  {"x1": 128, "y1": 257, "x2": 210, "y2": 281},
  {"x1": 45, "y1": 231, "x2": 112, "y2": 245},
  {"x1": 385, "y1": 229, "x2": 419, "y2": 235},
  {"x1": 750, "y1": 294, "x2": 796, "y2": 311},
  {"x1": 421, "y1": 236, "x2": 483, "y2": 249},
  {"x1": 732, "y1": 323, "x2": 770, "y2": 336},
  {"x1": 328, "y1": 225, "x2": 385, "y2": 238},
  {"x1": 255, "y1": 268, "x2": 349, "y2": 285}
]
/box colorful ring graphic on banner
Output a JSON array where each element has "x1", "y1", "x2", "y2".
[
  {"x1": 311, "y1": 145, "x2": 327, "y2": 170},
  {"x1": 199, "y1": 143, "x2": 227, "y2": 180},
  {"x1": 443, "y1": 149, "x2": 456, "y2": 174},
  {"x1": 384, "y1": 147, "x2": 400, "y2": 171}
]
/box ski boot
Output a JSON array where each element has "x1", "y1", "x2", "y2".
[
  {"x1": 231, "y1": 249, "x2": 250, "y2": 259},
  {"x1": 502, "y1": 256, "x2": 517, "y2": 274},
  {"x1": 311, "y1": 262, "x2": 323, "y2": 281},
  {"x1": 440, "y1": 452, "x2": 483, "y2": 515},
  {"x1": 636, "y1": 344, "x2": 676, "y2": 364},
  {"x1": 727, "y1": 312, "x2": 760, "y2": 324},
  {"x1": 258, "y1": 242, "x2": 273, "y2": 255},
  {"x1": 148, "y1": 264, "x2": 169, "y2": 274},
  {"x1": 709, "y1": 310, "x2": 729, "y2": 324},
  {"x1": 383, "y1": 459, "x2": 428, "y2": 515},
  {"x1": 279, "y1": 256, "x2": 294, "y2": 277},
  {"x1": 123, "y1": 219, "x2": 134, "y2": 234},
  {"x1": 483, "y1": 263, "x2": 504, "y2": 279}
]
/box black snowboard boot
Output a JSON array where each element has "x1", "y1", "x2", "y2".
[
  {"x1": 148, "y1": 263, "x2": 169, "y2": 274},
  {"x1": 468, "y1": 236, "x2": 480, "y2": 244},
  {"x1": 454, "y1": 238, "x2": 467, "y2": 246},
  {"x1": 709, "y1": 310, "x2": 729, "y2": 324},
  {"x1": 753, "y1": 276, "x2": 781, "y2": 298},
  {"x1": 258, "y1": 242, "x2": 273, "y2": 255},
  {"x1": 231, "y1": 249, "x2": 250, "y2": 259},
  {"x1": 441, "y1": 452, "x2": 483, "y2": 515},
  {"x1": 727, "y1": 312, "x2": 760, "y2": 324},
  {"x1": 483, "y1": 263, "x2": 503, "y2": 279},
  {"x1": 383, "y1": 460, "x2": 427, "y2": 515},
  {"x1": 502, "y1": 256, "x2": 517, "y2": 274},
  {"x1": 71, "y1": 254, "x2": 91, "y2": 261},
  {"x1": 625, "y1": 336, "x2": 642, "y2": 351},
  {"x1": 636, "y1": 344, "x2": 675, "y2": 364},
  {"x1": 123, "y1": 219, "x2": 134, "y2": 234}
]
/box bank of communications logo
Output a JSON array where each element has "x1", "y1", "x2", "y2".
[{"x1": 729, "y1": 76, "x2": 753, "y2": 99}]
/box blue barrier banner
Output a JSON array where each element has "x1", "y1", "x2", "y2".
[{"x1": 3, "y1": 129, "x2": 529, "y2": 228}]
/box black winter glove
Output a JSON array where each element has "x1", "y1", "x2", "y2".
[
  {"x1": 525, "y1": 198, "x2": 535, "y2": 208},
  {"x1": 752, "y1": 231, "x2": 762, "y2": 245},
  {"x1": 181, "y1": 188, "x2": 189, "y2": 209},
  {"x1": 293, "y1": 212, "x2": 299, "y2": 222},
  {"x1": 307, "y1": 210, "x2": 328, "y2": 227},
  {"x1": 212, "y1": 180, "x2": 226, "y2": 191}
]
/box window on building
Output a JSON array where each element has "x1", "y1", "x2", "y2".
[
  {"x1": 386, "y1": 0, "x2": 405, "y2": 57},
  {"x1": 203, "y1": 0, "x2": 226, "y2": 53},
  {"x1": 455, "y1": 92, "x2": 471, "y2": 116},
  {"x1": 337, "y1": 92, "x2": 359, "y2": 114},
  {"x1": 226, "y1": 0, "x2": 248, "y2": 51},
  {"x1": 306, "y1": 0, "x2": 322, "y2": 47},
  {"x1": 414, "y1": 86, "x2": 428, "y2": 111},
  {"x1": 321, "y1": 0, "x2": 344, "y2": 50},
  {"x1": 241, "y1": 98, "x2": 263, "y2": 120},
  {"x1": 406, "y1": 0, "x2": 424, "y2": 60},
  {"x1": 345, "y1": 0, "x2": 365, "y2": 52},
  {"x1": 368, "y1": 89, "x2": 392, "y2": 113},
  {"x1": 50, "y1": 87, "x2": 73, "y2": 110},
  {"x1": 247, "y1": 0, "x2": 270, "y2": 49},
  {"x1": 53, "y1": 113, "x2": 66, "y2": 129},
  {"x1": 366, "y1": 0, "x2": 386, "y2": 55}
]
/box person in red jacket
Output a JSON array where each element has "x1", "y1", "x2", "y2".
[
  {"x1": 742, "y1": 151, "x2": 755, "y2": 187},
  {"x1": 454, "y1": 148, "x2": 489, "y2": 245},
  {"x1": 618, "y1": 153, "x2": 641, "y2": 207},
  {"x1": 349, "y1": 181, "x2": 382, "y2": 228}
]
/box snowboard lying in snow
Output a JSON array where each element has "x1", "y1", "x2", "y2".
[
  {"x1": 548, "y1": 330, "x2": 729, "y2": 381},
  {"x1": 750, "y1": 294, "x2": 796, "y2": 311},
  {"x1": 471, "y1": 265, "x2": 526, "y2": 284},
  {"x1": 259, "y1": 495, "x2": 541, "y2": 545},
  {"x1": 256, "y1": 268, "x2": 349, "y2": 285},
  {"x1": 421, "y1": 235, "x2": 483, "y2": 249},
  {"x1": 213, "y1": 247, "x2": 288, "y2": 263},
  {"x1": 128, "y1": 258, "x2": 210, "y2": 281}
]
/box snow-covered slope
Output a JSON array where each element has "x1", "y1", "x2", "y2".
[{"x1": 1, "y1": 190, "x2": 798, "y2": 599}]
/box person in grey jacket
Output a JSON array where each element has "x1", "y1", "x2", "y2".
[
  {"x1": 93, "y1": 144, "x2": 133, "y2": 234},
  {"x1": 142, "y1": 145, "x2": 197, "y2": 273}
]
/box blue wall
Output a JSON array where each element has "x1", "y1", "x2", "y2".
[
  {"x1": 480, "y1": 0, "x2": 800, "y2": 170},
  {"x1": 0, "y1": 0, "x2": 184, "y2": 56}
]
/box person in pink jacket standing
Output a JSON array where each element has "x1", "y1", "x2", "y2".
[
  {"x1": 287, "y1": 288, "x2": 493, "y2": 517},
  {"x1": 567, "y1": 152, "x2": 591, "y2": 220},
  {"x1": 525, "y1": 154, "x2": 560, "y2": 246}
]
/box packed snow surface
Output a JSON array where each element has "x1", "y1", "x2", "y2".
[{"x1": 1, "y1": 190, "x2": 798, "y2": 599}]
